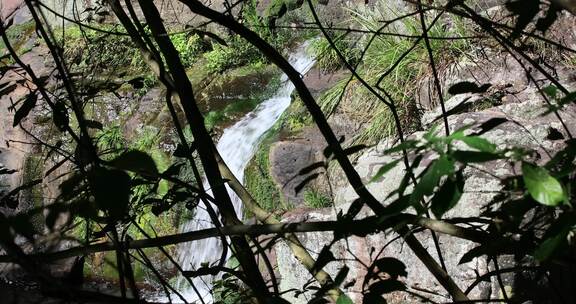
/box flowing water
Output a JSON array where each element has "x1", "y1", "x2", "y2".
[{"x1": 173, "y1": 42, "x2": 314, "y2": 303}]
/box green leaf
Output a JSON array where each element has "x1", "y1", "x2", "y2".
[
  {"x1": 409, "y1": 155, "x2": 454, "y2": 213},
  {"x1": 522, "y1": 162, "x2": 565, "y2": 206},
  {"x1": 369, "y1": 159, "x2": 400, "y2": 183},
  {"x1": 460, "y1": 136, "x2": 496, "y2": 153},
  {"x1": 13, "y1": 93, "x2": 37, "y2": 126},
  {"x1": 430, "y1": 171, "x2": 465, "y2": 219},
  {"x1": 542, "y1": 85, "x2": 558, "y2": 98},
  {"x1": 111, "y1": 150, "x2": 159, "y2": 175},
  {"x1": 558, "y1": 91, "x2": 576, "y2": 106},
  {"x1": 336, "y1": 294, "x2": 354, "y2": 304},
  {"x1": 534, "y1": 228, "x2": 569, "y2": 261}
]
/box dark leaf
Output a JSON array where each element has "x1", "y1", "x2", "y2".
[
  {"x1": 372, "y1": 257, "x2": 407, "y2": 281},
  {"x1": 473, "y1": 117, "x2": 509, "y2": 136},
  {"x1": 46, "y1": 204, "x2": 66, "y2": 231},
  {"x1": 0, "y1": 83, "x2": 17, "y2": 96},
  {"x1": 546, "y1": 139, "x2": 576, "y2": 177},
  {"x1": 90, "y1": 167, "x2": 131, "y2": 221},
  {"x1": 535, "y1": 2, "x2": 560, "y2": 33},
  {"x1": 53, "y1": 101, "x2": 69, "y2": 131},
  {"x1": 363, "y1": 293, "x2": 387, "y2": 304},
  {"x1": 311, "y1": 246, "x2": 335, "y2": 273},
  {"x1": 13, "y1": 93, "x2": 37, "y2": 126},
  {"x1": 382, "y1": 140, "x2": 418, "y2": 155},
  {"x1": 448, "y1": 81, "x2": 491, "y2": 95},
  {"x1": 534, "y1": 227, "x2": 569, "y2": 261},
  {"x1": 343, "y1": 198, "x2": 364, "y2": 220},
  {"x1": 111, "y1": 150, "x2": 159, "y2": 175},
  {"x1": 9, "y1": 215, "x2": 36, "y2": 240},
  {"x1": 299, "y1": 162, "x2": 326, "y2": 176},
  {"x1": 85, "y1": 120, "x2": 103, "y2": 130},
  {"x1": 410, "y1": 155, "x2": 454, "y2": 212},
  {"x1": 334, "y1": 266, "x2": 350, "y2": 286},
  {"x1": 173, "y1": 144, "x2": 193, "y2": 158},
  {"x1": 162, "y1": 163, "x2": 184, "y2": 178},
  {"x1": 430, "y1": 170, "x2": 465, "y2": 219},
  {"x1": 344, "y1": 144, "x2": 368, "y2": 155},
  {"x1": 452, "y1": 150, "x2": 501, "y2": 163},
  {"x1": 369, "y1": 280, "x2": 406, "y2": 295},
  {"x1": 0, "y1": 167, "x2": 17, "y2": 175},
  {"x1": 506, "y1": 0, "x2": 540, "y2": 40},
  {"x1": 459, "y1": 239, "x2": 511, "y2": 264}
]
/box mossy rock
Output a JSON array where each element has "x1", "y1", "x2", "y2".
[{"x1": 265, "y1": 0, "x2": 304, "y2": 27}]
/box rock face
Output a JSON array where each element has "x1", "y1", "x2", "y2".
[
  {"x1": 273, "y1": 51, "x2": 576, "y2": 302},
  {"x1": 269, "y1": 140, "x2": 319, "y2": 203}
]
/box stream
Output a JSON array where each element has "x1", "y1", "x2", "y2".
[{"x1": 173, "y1": 42, "x2": 314, "y2": 303}]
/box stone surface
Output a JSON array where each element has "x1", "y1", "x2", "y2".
[{"x1": 275, "y1": 49, "x2": 576, "y2": 302}]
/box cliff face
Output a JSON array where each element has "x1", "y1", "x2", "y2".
[
  {"x1": 262, "y1": 4, "x2": 576, "y2": 301},
  {"x1": 271, "y1": 53, "x2": 576, "y2": 302}
]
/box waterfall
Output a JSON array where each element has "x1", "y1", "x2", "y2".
[{"x1": 173, "y1": 42, "x2": 315, "y2": 303}]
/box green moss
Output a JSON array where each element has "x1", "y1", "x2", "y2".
[
  {"x1": 265, "y1": 0, "x2": 303, "y2": 19},
  {"x1": 0, "y1": 20, "x2": 36, "y2": 62},
  {"x1": 282, "y1": 98, "x2": 312, "y2": 134},
  {"x1": 244, "y1": 121, "x2": 288, "y2": 215},
  {"x1": 21, "y1": 155, "x2": 45, "y2": 232}
]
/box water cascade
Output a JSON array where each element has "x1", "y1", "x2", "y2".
[{"x1": 174, "y1": 42, "x2": 314, "y2": 302}]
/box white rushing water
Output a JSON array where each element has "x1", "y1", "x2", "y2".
[{"x1": 173, "y1": 42, "x2": 314, "y2": 303}]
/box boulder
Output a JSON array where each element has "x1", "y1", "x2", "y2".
[{"x1": 275, "y1": 57, "x2": 576, "y2": 302}]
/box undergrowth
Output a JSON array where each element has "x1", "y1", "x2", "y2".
[{"x1": 316, "y1": 1, "x2": 474, "y2": 144}]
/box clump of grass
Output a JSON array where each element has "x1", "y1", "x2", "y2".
[
  {"x1": 303, "y1": 189, "x2": 332, "y2": 208},
  {"x1": 308, "y1": 35, "x2": 361, "y2": 72},
  {"x1": 319, "y1": 0, "x2": 474, "y2": 144}
]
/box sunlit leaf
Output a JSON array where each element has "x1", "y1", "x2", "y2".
[
  {"x1": 459, "y1": 136, "x2": 496, "y2": 153},
  {"x1": 522, "y1": 162, "x2": 564, "y2": 206},
  {"x1": 336, "y1": 294, "x2": 354, "y2": 304},
  {"x1": 410, "y1": 155, "x2": 454, "y2": 212}
]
